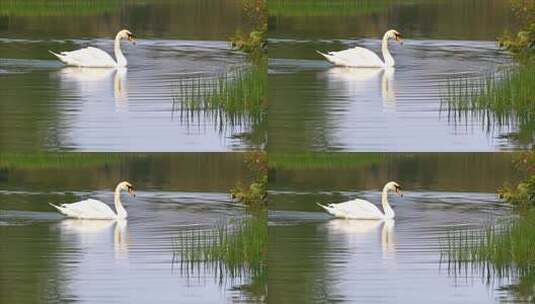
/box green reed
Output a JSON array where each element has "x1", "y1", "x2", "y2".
[
  {"x1": 268, "y1": 0, "x2": 398, "y2": 17},
  {"x1": 174, "y1": 216, "x2": 267, "y2": 287},
  {"x1": 0, "y1": 0, "x2": 121, "y2": 16},
  {"x1": 443, "y1": 64, "x2": 535, "y2": 143},
  {"x1": 173, "y1": 66, "x2": 266, "y2": 133},
  {"x1": 443, "y1": 211, "x2": 535, "y2": 287}
]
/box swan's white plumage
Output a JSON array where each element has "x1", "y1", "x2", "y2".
[
  {"x1": 317, "y1": 29, "x2": 402, "y2": 68},
  {"x1": 318, "y1": 47, "x2": 385, "y2": 68},
  {"x1": 50, "y1": 181, "x2": 135, "y2": 220},
  {"x1": 318, "y1": 181, "x2": 402, "y2": 220},
  {"x1": 318, "y1": 199, "x2": 385, "y2": 219},
  {"x1": 50, "y1": 29, "x2": 135, "y2": 68},
  {"x1": 50, "y1": 199, "x2": 117, "y2": 219},
  {"x1": 50, "y1": 47, "x2": 117, "y2": 68}
]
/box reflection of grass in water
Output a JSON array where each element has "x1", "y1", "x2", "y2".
[
  {"x1": 173, "y1": 66, "x2": 266, "y2": 134},
  {"x1": 444, "y1": 211, "x2": 535, "y2": 301},
  {"x1": 0, "y1": 0, "x2": 121, "y2": 16},
  {"x1": 269, "y1": 152, "x2": 382, "y2": 170},
  {"x1": 268, "y1": 0, "x2": 396, "y2": 17},
  {"x1": 175, "y1": 217, "x2": 267, "y2": 296},
  {"x1": 0, "y1": 153, "x2": 121, "y2": 169},
  {"x1": 443, "y1": 65, "x2": 535, "y2": 145}
]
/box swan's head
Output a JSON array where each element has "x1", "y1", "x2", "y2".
[
  {"x1": 386, "y1": 30, "x2": 403, "y2": 45},
  {"x1": 118, "y1": 29, "x2": 136, "y2": 45},
  {"x1": 385, "y1": 181, "x2": 403, "y2": 197},
  {"x1": 118, "y1": 181, "x2": 136, "y2": 197}
]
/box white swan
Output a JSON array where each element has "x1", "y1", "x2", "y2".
[
  {"x1": 316, "y1": 29, "x2": 403, "y2": 68},
  {"x1": 49, "y1": 181, "x2": 136, "y2": 219},
  {"x1": 49, "y1": 29, "x2": 136, "y2": 68},
  {"x1": 317, "y1": 181, "x2": 403, "y2": 219}
]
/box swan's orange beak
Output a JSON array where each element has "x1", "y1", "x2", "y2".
[
  {"x1": 395, "y1": 187, "x2": 403, "y2": 197},
  {"x1": 128, "y1": 187, "x2": 136, "y2": 198}
]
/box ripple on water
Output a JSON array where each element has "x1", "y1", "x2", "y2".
[
  {"x1": 0, "y1": 38, "x2": 260, "y2": 152},
  {"x1": 0, "y1": 189, "x2": 253, "y2": 303},
  {"x1": 268, "y1": 190, "x2": 511, "y2": 303},
  {"x1": 268, "y1": 39, "x2": 516, "y2": 151}
]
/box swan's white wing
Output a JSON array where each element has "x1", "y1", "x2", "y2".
[
  {"x1": 53, "y1": 47, "x2": 117, "y2": 67},
  {"x1": 321, "y1": 47, "x2": 385, "y2": 68},
  {"x1": 59, "y1": 199, "x2": 116, "y2": 219},
  {"x1": 329, "y1": 198, "x2": 384, "y2": 219}
]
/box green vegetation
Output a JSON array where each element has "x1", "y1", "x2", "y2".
[
  {"x1": 268, "y1": 0, "x2": 396, "y2": 17},
  {"x1": 499, "y1": 152, "x2": 535, "y2": 208},
  {"x1": 231, "y1": 0, "x2": 267, "y2": 56},
  {"x1": 444, "y1": 212, "x2": 535, "y2": 301},
  {"x1": 174, "y1": 66, "x2": 266, "y2": 132},
  {"x1": 175, "y1": 216, "x2": 267, "y2": 289},
  {"x1": 498, "y1": 0, "x2": 535, "y2": 59},
  {"x1": 0, "y1": 153, "x2": 121, "y2": 169},
  {"x1": 0, "y1": 0, "x2": 121, "y2": 16},
  {"x1": 268, "y1": 152, "x2": 381, "y2": 170},
  {"x1": 444, "y1": 66, "x2": 535, "y2": 143},
  {"x1": 444, "y1": 0, "x2": 535, "y2": 145},
  {"x1": 231, "y1": 152, "x2": 267, "y2": 206}
]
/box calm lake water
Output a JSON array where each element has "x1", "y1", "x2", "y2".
[
  {"x1": 267, "y1": 153, "x2": 523, "y2": 303},
  {"x1": 0, "y1": 153, "x2": 265, "y2": 303},
  {"x1": 267, "y1": 0, "x2": 521, "y2": 152},
  {"x1": 0, "y1": 0, "x2": 263, "y2": 152}
]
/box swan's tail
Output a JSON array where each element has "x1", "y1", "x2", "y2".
[
  {"x1": 48, "y1": 50, "x2": 62, "y2": 58},
  {"x1": 49, "y1": 202, "x2": 67, "y2": 215},
  {"x1": 48, "y1": 50, "x2": 69, "y2": 64},
  {"x1": 316, "y1": 50, "x2": 336, "y2": 64},
  {"x1": 316, "y1": 202, "x2": 336, "y2": 216}
]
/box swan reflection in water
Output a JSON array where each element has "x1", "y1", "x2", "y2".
[
  {"x1": 56, "y1": 67, "x2": 128, "y2": 110},
  {"x1": 58, "y1": 219, "x2": 128, "y2": 259},
  {"x1": 325, "y1": 219, "x2": 395, "y2": 257},
  {"x1": 322, "y1": 67, "x2": 397, "y2": 111}
]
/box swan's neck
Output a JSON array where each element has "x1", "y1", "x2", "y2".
[
  {"x1": 381, "y1": 187, "x2": 395, "y2": 219},
  {"x1": 381, "y1": 33, "x2": 395, "y2": 68},
  {"x1": 114, "y1": 34, "x2": 127, "y2": 67},
  {"x1": 114, "y1": 185, "x2": 128, "y2": 218}
]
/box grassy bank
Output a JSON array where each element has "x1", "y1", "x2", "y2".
[
  {"x1": 268, "y1": 152, "x2": 382, "y2": 170},
  {"x1": 268, "y1": 0, "x2": 397, "y2": 17},
  {"x1": 0, "y1": 0, "x2": 121, "y2": 16},
  {"x1": 0, "y1": 153, "x2": 122, "y2": 169}
]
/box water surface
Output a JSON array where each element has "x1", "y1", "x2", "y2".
[
  {"x1": 267, "y1": 153, "x2": 521, "y2": 303},
  {"x1": 267, "y1": 0, "x2": 520, "y2": 152},
  {"x1": 0, "y1": 0, "x2": 263, "y2": 151},
  {"x1": 0, "y1": 153, "x2": 265, "y2": 303}
]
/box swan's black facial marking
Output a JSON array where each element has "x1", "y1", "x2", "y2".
[
  {"x1": 394, "y1": 32, "x2": 402, "y2": 42},
  {"x1": 126, "y1": 184, "x2": 136, "y2": 197}
]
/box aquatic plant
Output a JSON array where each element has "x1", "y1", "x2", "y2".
[
  {"x1": 175, "y1": 216, "x2": 267, "y2": 290},
  {"x1": 231, "y1": 152, "x2": 268, "y2": 206},
  {"x1": 0, "y1": 0, "x2": 121, "y2": 16},
  {"x1": 173, "y1": 66, "x2": 266, "y2": 134},
  {"x1": 443, "y1": 65, "x2": 535, "y2": 145},
  {"x1": 444, "y1": 211, "x2": 535, "y2": 289}
]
